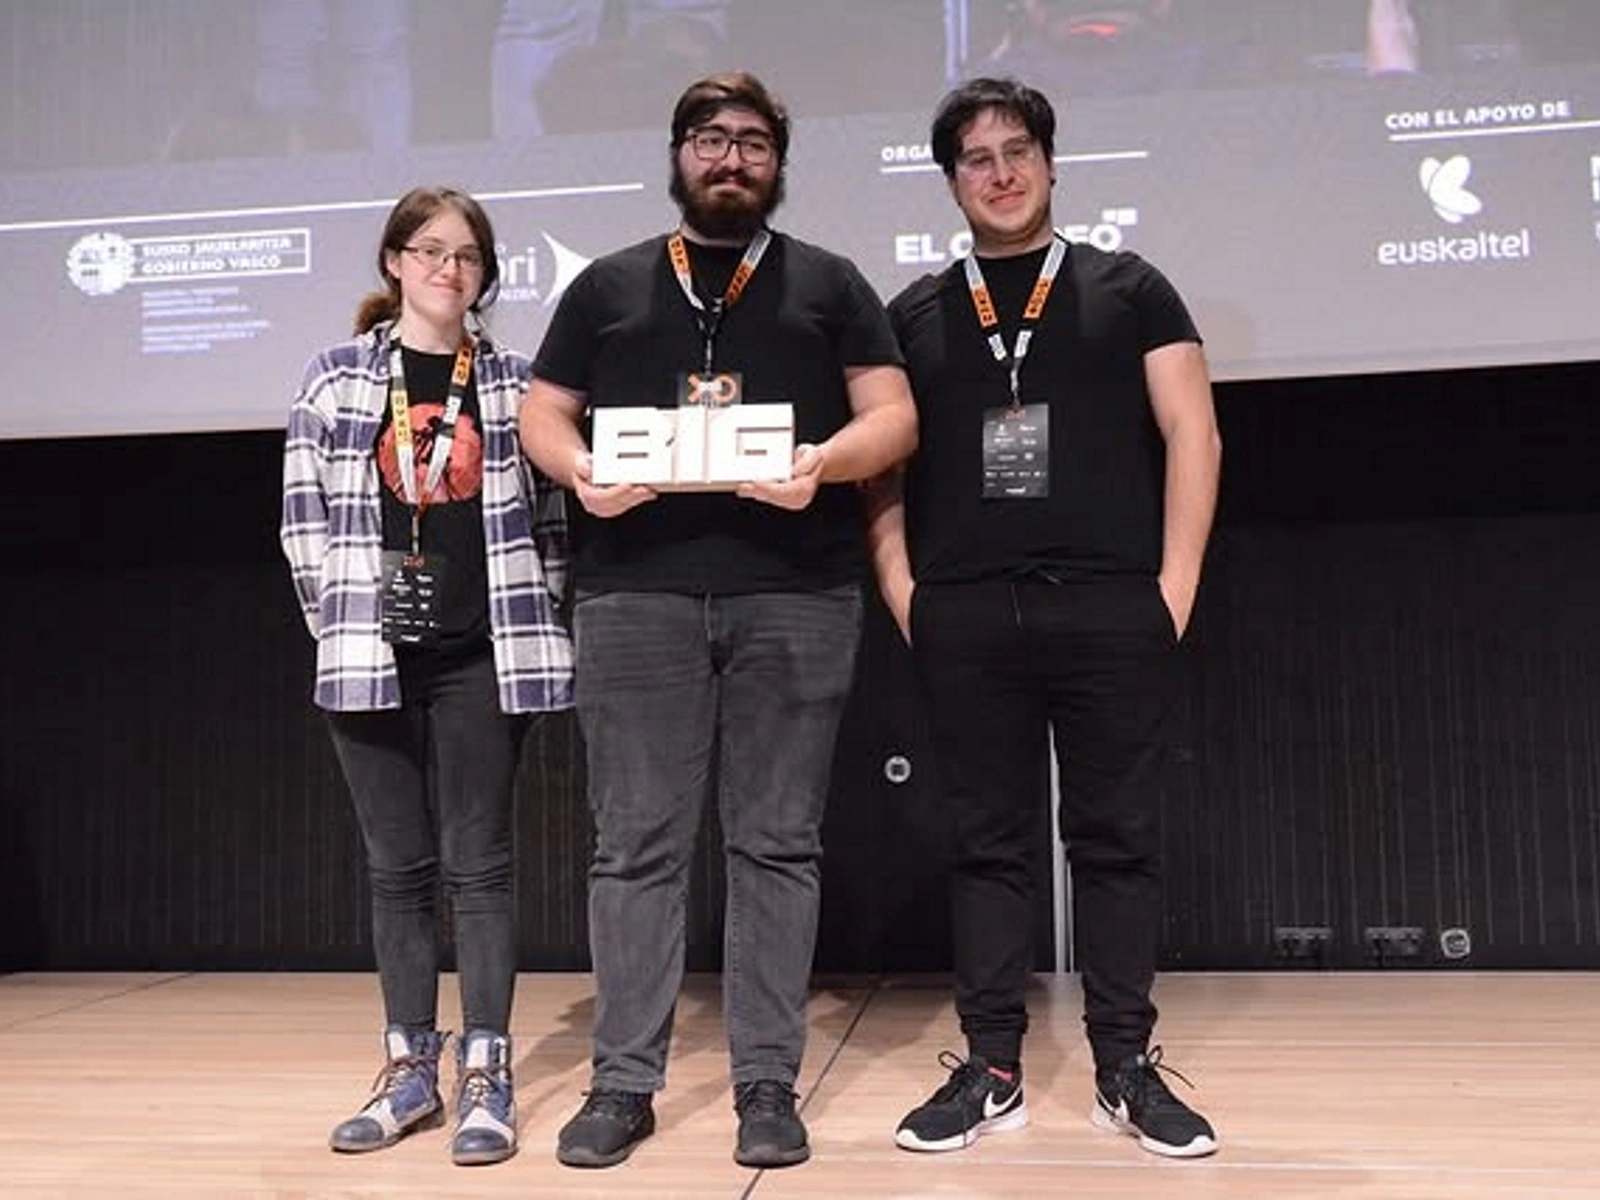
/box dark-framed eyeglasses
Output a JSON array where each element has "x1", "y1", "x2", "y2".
[
  {"x1": 402, "y1": 242, "x2": 486, "y2": 273},
  {"x1": 685, "y1": 126, "x2": 777, "y2": 165}
]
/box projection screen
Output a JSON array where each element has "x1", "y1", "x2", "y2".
[{"x1": 3, "y1": 0, "x2": 1598, "y2": 439}]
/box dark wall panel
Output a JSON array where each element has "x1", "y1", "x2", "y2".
[
  {"x1": 1169, "y1": 516, "x2": 1600, "y2": 969},
  {"x1": 3, "y1": 360, "x2": 1599, "y2": 973}
]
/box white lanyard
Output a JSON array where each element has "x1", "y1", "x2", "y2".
[
  {"x1": 387, "y1": 336, "x2": 475, "y2": 546},
  {"x1": 962, "y1": 234, "x2": 1067, "y2": 407}
]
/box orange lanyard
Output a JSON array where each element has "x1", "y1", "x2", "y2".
[
  {"x1": 387, "y1": 335, "x2": 475, "y2": 549},
  {"x1": 667, "y1": 228, "x2": 772, "y2": 376}
]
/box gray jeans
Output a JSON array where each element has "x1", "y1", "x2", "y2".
[{"x1": 573, "y1": 588, "x2": 861, "y2": 1091}]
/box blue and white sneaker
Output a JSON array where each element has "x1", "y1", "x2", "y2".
[
  {"x1": 329, "y1": 1027, "x2": 446, "y2": 1153},
  {"x1": 451, "y1": 1030, "x2": 517, "y2": 1166}
]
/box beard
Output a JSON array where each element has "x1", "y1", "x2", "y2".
[{"x1": 670, "y1": 160, "x2": 785, "y2": 241}]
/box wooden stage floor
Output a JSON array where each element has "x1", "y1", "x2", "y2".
[{"x1": 2, "y1": 970, "x2": 1595, "y2": 1198}]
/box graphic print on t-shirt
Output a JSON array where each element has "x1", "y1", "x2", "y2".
[{"x1": 377, "y1": 404, "x2": 484, "y2": 505}]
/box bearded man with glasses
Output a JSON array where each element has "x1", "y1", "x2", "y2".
[{"x1": 519, "y1": 71, "x2": 917, "y2": 1171}]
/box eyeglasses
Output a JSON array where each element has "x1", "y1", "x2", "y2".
[
  {"x1": 954, "y1": 138, "x2": 1043, "y2": 179},
  {"x1": 685, "y1": 126, "x2": 777, "y2": 166},
  {"x1": 402, "y1": 242, "x2": 486, "y2": 273}
]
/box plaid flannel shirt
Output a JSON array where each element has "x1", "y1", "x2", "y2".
[{"x1": 279, "y1": 322, "x2": 573, "y2": 713}]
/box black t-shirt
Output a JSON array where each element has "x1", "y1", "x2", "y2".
[
  {"x1": 377, "y1": 346, "x2": 489, "y2": 655},
  {"x1": 532, "y1": 231, "x2": 902, "y2": 595},
  {"x1": 889, "y1": 241, "x2": 1199, "y2": 584}
]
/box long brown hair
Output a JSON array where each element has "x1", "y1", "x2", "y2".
[{"x1": 353, "y1": 187, "x2": 502, "y2": 334}]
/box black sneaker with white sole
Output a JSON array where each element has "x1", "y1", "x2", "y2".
[
  {"x1": 895, "y1": 1051, "x2": 1027, "y2": 1152},
  {"x1": 1092, "y1": 1046, "x2": 1218, "y2": 1158}
]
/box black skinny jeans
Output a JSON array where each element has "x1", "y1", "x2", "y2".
[{"x1": 325, "y1": 648, "x2": 531, "y2": 1037}]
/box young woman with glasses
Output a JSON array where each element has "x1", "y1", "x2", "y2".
[{"x1": 280, "y1": 186, "x2": 573, "y2": 1167}]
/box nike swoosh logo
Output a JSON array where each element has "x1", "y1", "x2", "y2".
[
  {"x1": 1106, "y1": 1097, "x2": 1130, "y2": 1123},
  {"x1": 983, "y1": 1090, "x2": 1016, "y2": 1120}
]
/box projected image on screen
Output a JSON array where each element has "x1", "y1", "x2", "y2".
[
  {"x1": 946, "y1": 1, "x2": 1600, "y2": 89},
  {"x1": 2, "y1": 0, "x2": 1598, "y2": 439}
]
